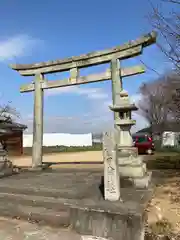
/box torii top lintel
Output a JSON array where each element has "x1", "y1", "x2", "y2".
[{"x1": 9, "y1": 31, "x2": 157, "y2": 76}]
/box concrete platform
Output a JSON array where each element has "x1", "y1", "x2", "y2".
[
  {"x1": 0, "y1": 169, "x2": 102, "y2": 227},
  {"x1": 69, "y1": 199, "x2": 146, "y2": 240},
  {"x1": 0, "y1": 169, "x2": 153, "y2": 239}
]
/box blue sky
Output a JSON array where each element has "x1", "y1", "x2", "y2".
[{"x1": 0, "y1": 0, "x2": 172, "y2": 133}]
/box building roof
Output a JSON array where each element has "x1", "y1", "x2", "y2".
[
  {"x1": 0, "y1": 117, "x2": 27, "y2": 135},
  {"x1": 0, "y1": 122, "x2": 27, "y2": 130},
  {"x1": 135, "y1": 122, "x2": 180, "y2": 135}
]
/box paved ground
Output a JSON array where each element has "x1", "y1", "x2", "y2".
[{"x1": 0, "y1": 217, "x2": 82, "y2": 240}]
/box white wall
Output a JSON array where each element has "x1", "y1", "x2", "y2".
[
  {"x1": 162, "y1": 131, "x2": 180, "y2": 147},
  {"x1": 23, "y1": 133, "x2": 93, "y2": 147}
]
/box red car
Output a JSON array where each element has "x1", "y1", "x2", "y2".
[{"x1": 132, "y1": 133, "x2": 155, "y2": 155}]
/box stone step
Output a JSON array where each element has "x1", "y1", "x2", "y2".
[
  {"x1": 0, "y1": 170, "x2": 103, "y2": 228},
  {"x1": 0, "y1": 183, "x2": 101, "y2": 199},
  {"x1": 0, "y1": 168, "x2": 16, "y2": 178},
  {"x1": 0, "y1": 185, "x2": 82, "y2": 198},
  {"x1": 0, "y1": 187, "x2": 86, "y2": 200},
  {"x1": 118, "y1": 163, "x2": 147, "y2": 178},
  {"x1": 0, "y1": 192, "x2": 72, "y2": 211},
  {"x1": 0, "y1": 201, "x2": 70, "y2": 227}
]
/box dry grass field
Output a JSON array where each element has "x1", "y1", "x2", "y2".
[{"x1": 10, "y1": 150, "x2": 103, "y2": 168}]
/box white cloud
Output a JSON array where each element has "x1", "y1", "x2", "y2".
[
  {"x1": 21, "y1": 90, "x2": 148, "y2": 134},
  {"x1": 0, "y1": 34, "x2": 41, "y2": 61},
  {"x1": 46, "y1": 86, "x2": 108, "y2": 100}
]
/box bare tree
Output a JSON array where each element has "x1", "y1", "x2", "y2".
[
  {"x1": 149, "y1": 0, "x2": 180, "y2": 71},
  {"x1": 138, "y1": 79, "x2": 169, "y2": 133},
  {"x1": 0, "y1": 102, "x2": 19, "y2": 123},
  {"x1": 138, "y1": 71, "x2": 180, "y2": 133},
  {"x1": 163, "y1": 72, "x2": 180, "y2": 119}
]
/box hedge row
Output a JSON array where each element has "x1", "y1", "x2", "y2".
[
  {"x1": 150, "y1": 139, "x2": 180, "y2": 153},
  {"x1": 23, "y1": 143, "x2": 103, "y2": 156},
  {"x1": 147, "y1": 155, "x2": 180, "y2": 169},
  {"x1": 157, "y1": 146, "x2": 180, "y2": 153}
]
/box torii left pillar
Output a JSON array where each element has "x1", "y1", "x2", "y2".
[{"x1": 32, "y1": 74, "x2": 44, "y2": 168}]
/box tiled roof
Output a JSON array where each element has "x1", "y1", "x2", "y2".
[
  {"x1": 135, "y1": 122, "x2": 180, "y2": 135},
  {"x1": 0, "y1": 119, "x2": 27, "y2": 131}
]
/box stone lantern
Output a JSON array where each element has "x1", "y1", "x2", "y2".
[
  {"x1": 109, "y1": 90, "x2": 138, "y2": 148},
  {"x1": 109, "y1": 90, "x2": 151, "y2": 188},
  {"x1": 110, "y1": 90, "x2": 137, "y2": 147}
]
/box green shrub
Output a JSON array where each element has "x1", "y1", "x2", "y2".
[
  {"x1": 153, "y1": 138, "x2": 180, "y2": 153},
  {"x1": 157, "y1": 146, "x2": 180, "y2": 153},
  {"x1": 154, "y1": 139, "x2": 162, "y2": 150},
  {"x1": 147, "y1": 155, "x2": 180, "y2": 169}
]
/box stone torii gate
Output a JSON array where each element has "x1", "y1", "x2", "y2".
[{"x1": 10, "y1": 32, "x2": 156, "y2": 169}]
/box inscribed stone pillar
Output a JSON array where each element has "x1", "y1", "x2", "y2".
[{"x1": 103, "y1": 131, "x2": 120, "y2": 201}]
